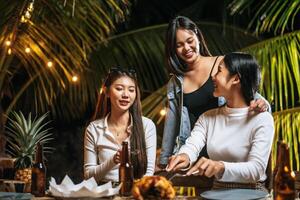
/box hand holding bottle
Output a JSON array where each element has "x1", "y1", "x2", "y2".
[{"x1": 113, "y1": 149, "x2": 121, "y2": 164}]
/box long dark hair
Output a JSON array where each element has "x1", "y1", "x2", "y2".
[
  {"x1": 165, "y1": 16, "x2": 211, "y2": 75},
  {"x1": 223, "y1": 52, "x2": 261, "y2": 105},
  {"x1": 93, "y1": 67, "x2": 147, "y2": 178}
]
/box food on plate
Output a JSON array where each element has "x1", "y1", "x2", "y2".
[{"x1": 132, "y1": 176, "x2": 175, "y2": 200}]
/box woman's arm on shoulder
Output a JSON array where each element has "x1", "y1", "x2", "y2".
[
  {"x1": 251, "y1": 93, "x2": 272, "y2": 113},
  {"x1": 142, "y1": 117, "x2": 157, "y2": 176}
]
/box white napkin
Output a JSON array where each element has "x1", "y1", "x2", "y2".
[{"x1": 49, "y1": 175, "x2": 121, "y2": 198}]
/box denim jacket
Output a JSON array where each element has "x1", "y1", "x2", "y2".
[{"x1": 159, "y1": 75, "x2": 270, "y2": 166}]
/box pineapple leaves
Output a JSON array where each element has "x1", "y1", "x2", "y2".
[{"x1": 5, "y1": 111, "x2": 53, "y2": 169}]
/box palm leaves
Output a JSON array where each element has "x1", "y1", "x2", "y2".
[
  {"x1": 0, "y1": 0, "x2": 131, "y2": 117},
  {"x1": 228, "y1": 0, "x2": 300, "y2": 34},
  {"x1": 273, "y1": 108, "x2": 300, "y2": 170},
  {"x1": 241, "y1": 30, "x2": 300, "y2": 171},
  {"x1": 243, "y1": 31, "x2": 300, "y2": 111},
  {"x1": 5, "y1": 111, "x2": 53, "y2": 169}
]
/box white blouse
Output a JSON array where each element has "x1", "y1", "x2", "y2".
[
  {"x1": 84, "y1": 115, "x2": 156, "y2": 182},
  {"x1": 179, "y1": 106, "x2": 274, "y2": 183}
]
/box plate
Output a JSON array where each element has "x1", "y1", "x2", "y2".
[{"x1": 200, "y1": 189, "x2": 269, "y2": 200}]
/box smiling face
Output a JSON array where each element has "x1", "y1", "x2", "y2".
[
  {"x1": 175, "y1": 28, "x2": 200, "y2": 64},
  {"x1": 108, "y1": 76, "x2": 136, "y2": 113},
  {"x1": 212, "y1": 60, "x2": 238, "y2": 98}
]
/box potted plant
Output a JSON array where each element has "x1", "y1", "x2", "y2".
[{"x1": 5, "y1": 111, "x2": 53, "y2": 184}]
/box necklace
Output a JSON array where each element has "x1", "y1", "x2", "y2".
[{"x1": 109, "y1": 123, "x2": 126, "y2": 137}]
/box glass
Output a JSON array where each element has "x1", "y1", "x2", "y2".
[{"x1": 119, "y1": 141, "x2": 133, "y2": 196}]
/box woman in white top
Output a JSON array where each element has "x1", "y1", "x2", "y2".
[
  {"x1": 84, "y1": 67, "x2": 156, "y2": 182},
  {"x1": 167, "y1": 52, "x2": 274, "y2": 189}
]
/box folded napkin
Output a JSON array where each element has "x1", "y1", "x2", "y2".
[{"x1": 49, "y1": 175, "x2": 121, "y2": 198}]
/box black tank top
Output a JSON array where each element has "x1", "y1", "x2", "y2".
[{"x1": 183, "y1": 57, "x2": 219, "y2": 128}]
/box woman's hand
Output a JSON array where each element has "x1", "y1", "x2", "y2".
[
  {"x1": 166, "y1": 153, "x2": 190, "y2": 172},
  {"x1": 113, "y1": 150, "x2": 121, "y2": 164},
  {"x1": 187, "y1": 157, "x2": 225, "y2": 178},
  {"x1": 249, "y1": 98, "x2": 268, "y2": 112}
]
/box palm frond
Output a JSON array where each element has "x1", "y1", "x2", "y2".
[
  {"x1": 0, "y1": 0, "x2": 131, "y2": 118},
  {"x1": 228, "y1": 0, "x2": 300, "y2": 34},
  {"x1": 272, "y1": 107, "x2": 300, "y2": 171},
  {"x1": 242, "y1": 30, "x2": 300, "y2": 111}
]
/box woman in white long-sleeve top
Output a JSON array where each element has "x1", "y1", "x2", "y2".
[
  {"x1": 167, "y1": 52, "x2": 274, "y2": 191},
  {"x1": 84, "y1": 67, "x2": 156, "y2": 183}
]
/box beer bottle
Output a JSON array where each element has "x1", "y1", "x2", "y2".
[
  {"x1": 31, "y1": 142, "x2": 46, "y2": 197},
  {"x1": 273, "y1": 142, "x2": 295, "y2": 200},
  {"x1": 272, "y1": 140, "x2": 282, "y2": 197},
  {"x1": 119, "y1": 141, "x2": 133, "y2": 196}
]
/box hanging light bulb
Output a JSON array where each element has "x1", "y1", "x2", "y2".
[
  {"x1": 72, "y1": 75, "x2": 78, "y2": 82},
  {"x1": 160, "y1": 108, "x2": 167, "y2": 116},
  {"x1": 20, "y1": 15, "x2": 26, "y2": 23},
  {"x1": 25, "y1": 47, "x2": 31, "y2": 53},
  {"x1": 47, "y1": 61, "x2": 53, "y2": 68},
  {"x1": 28, "y1": 2, "x2": 34, "y2": 12},
  {"x1": 5, "y1": 40, "x2": 11, "y2": 46},
  {"x1": 24, "y1": 10, "x2": 31, "y2": 19}
]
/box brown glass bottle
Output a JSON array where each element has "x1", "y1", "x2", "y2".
[
  {"x1": 31, "y1": 142, "x2": 46, "y2": 197},
  {"x1": 272, "y1": 140, "x2": 282, "y2": 197},
  {"x1": 273, "y1": 142, "x2": 295, "y2": 200},
  {"x1": 119, "y1": 141, "x2": 133, "y2": 196}
]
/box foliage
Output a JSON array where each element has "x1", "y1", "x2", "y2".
[
  {"x1": 5, "y1": 111, "x2": 53, "y2": 169},
  {"x1": 228, "y1": 0, "x2": 300, "y2": 34},
  {"x1": 273, "y1": 108, "x2": 300, "y2": 170},
  {"x1": 0, "y1": 0, "x2": 131, "y2": 119}
]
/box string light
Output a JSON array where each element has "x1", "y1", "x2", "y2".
[
  {"x1": 24, "y1": 11, "x2": 31, "y2": 19},
  {"x1": 25, "y1": 47, "x2": 31, "y2": 53},
  {"x1": 23, "y1": 0, "x2": 35, "y2": 22},
  {"x1": 72, "y1": 75, "x2": 78, "y2": 82},
  {"x1": 20, "y1": 16, "x2": 26, "y2": 23},
  {"x1": 7, "y1": 48, "x2": 12, "y2": 55},
  {"x1": 5, "y1": 40, "x2": 11, "y2": 46},
  {"x1": 160, "y1": 108, "x2": 166, "y2": 116},
  {"x1": 47, "y1": 61, "x2": 53, "y2": 68}
]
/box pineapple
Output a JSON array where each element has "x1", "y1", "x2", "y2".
[{"x1": 5, "y1": 111, "x2": 53, "y2": 184}]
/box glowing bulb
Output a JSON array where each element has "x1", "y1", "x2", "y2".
[
  {"x1": 5, "y1": 41, "x2": 11, "y2": 46},
  {"x1": 160, "y1": 108, "x2": 166, "y2": 116},
  {"x1": 7, "y1": 48, "x2": 12, "y2": 55},
  {"x1": 291, "y1": 171, "x2": 295, "y2": 178},
  {"x1": 25, "y1": 10, "x2": 31, "y2": 19},
  {"x1": 20, "y1": 15, "x2": 26, "y2": 23},
  {"x1": 72, "y1": 75, "x2": 78, "y2": 82},
  {"x1": 25, "y1": 47, "x2": 31, "y2": 53},
  {"x1": 100, "y1": 88, "x2": 103, "y2": 94},
  {"x1": 28, "y1": 3, "x2": 34, "y2": 12},
  {"x1": 47, "y1": 61, "x2": 53, "y2": 68},
  {"x1": 284, "y1": 166, "x2": 289, "y2": 172}
]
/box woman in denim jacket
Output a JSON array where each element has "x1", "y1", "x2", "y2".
[{"x1": 159, "y1": 16, "x2": 270, "y2": 168}]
